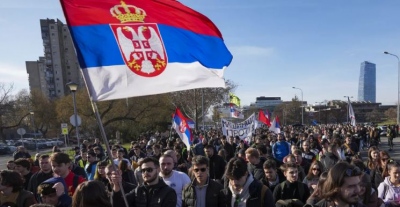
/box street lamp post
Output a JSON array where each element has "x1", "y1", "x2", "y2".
[
  {"x1": 344, "y1": 96, "x2": 353, "y2": 123},
  {"x1": 30, "y1": 111, "x2": 38, "y2": 151},
  {"x1": 66, "y1": 82, "x2": 80, "y2": 147},
  {"x1": 384, "y1": 51, "x2": 400, "y2": 125},
  {"x1": 292, "y1": 87, "x2": 304, "y2": 125}
]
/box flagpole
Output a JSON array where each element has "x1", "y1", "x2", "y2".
[
  {"x1": 202, "y1": 89, "x2": 205, "y2": 131},
  {"x1": 344, "y1": 96, "x2": 353, "y2": 124},
  {"x1": 90, "y1": 101, "x2": 129, "y2": 207}
]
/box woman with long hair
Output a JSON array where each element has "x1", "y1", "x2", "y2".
[
  {"x1": 72, "y1": 181, "x2": 111, "y2": 207},
  {"x1": 306, "y1": 171, "x2": 328, "y2": 205},
  {"x1": 365, "y1": 146, "x2": 380, "y2": 172},
  {"x1": 118, "y1": 159, "x2": 137, "y2": 185},
  {"x1": 371, "y1": 150, "x2": 391, "y2": 189},
  {"x1": 303, "y1": 160, "x2": 324, "y2": 194},
  {"x1": 93, "y1": 160, "x2": 109, "y2": 188}
]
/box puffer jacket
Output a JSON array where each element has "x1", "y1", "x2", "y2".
[{"x1": 182, "y1": 178, "x2": 226, "y2": 207}]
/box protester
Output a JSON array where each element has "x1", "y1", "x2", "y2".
[
  {"x1": 273, "y1": 162, "x2": 310, "y2": 207},
  {"x1": 93, "y1": 160, "x2": 109, "y2": 188},
  {"x1": 358, "y1": 172, "x2": 381, "y2": 207},
  {"x1": 37, "y1": 177, "x2": 71, "y2": 207},
  {"x1": 14, "y1": 158, "x2": 33, "y2": 191},
  {"x1": 104, "y1": 164, "x2": 136, "y2": 194},
  {"x1": 13, "y1": 146, "x2": 31, "y2": 161},
  {"x1": 28, "y1": 154, "x2": 54, "y2": 202},
  {"x1": 0, "y1": 170, "x2": 36, "y2": 207},
  {"x1": 377, "y1": 160, "x2": 400, "y2": 206},
  {"x1": 303, "y1": 160, "x2": 324, "y2": 194},
  {"x1": 50, "y1": 152, "x2": 86, "y2": 196},
  {"x1": 7, "y1": 160, "x2": 15, "y2": 170},
  {"x1": 314, "y1": 162, "x2": 363, "y2": 207},
  {"x1": 159, "y1": 154, "x2": 190, "y2": 207},
  {"x1": 182, "y1": 155, "x2": 226, "y2": 207},
  {"x1": 72, "y1": 181, "x2": 111, "y2": 207},
  {"x1": 223, "y1": 157, "x2": 274, "y2": 207},
  {"x1": 245, "y1": 147, "x2": 266, "y2": 181},
  {"x1": 111, "y1": 157, "x2": 177, "y2": 207},
  {"x1": 204, "y1": 144, "x2": 226, "y2": 182},
  {"x1": 84, "y1": 151, "x2": 98, "y2": 181},
  {"x1": 262, "y1": 159, "x2": 285, "y2": 192}
]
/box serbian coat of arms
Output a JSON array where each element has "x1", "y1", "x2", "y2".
[{"x1": 110, "y1": 1, "x2": 167, "y2": 77}]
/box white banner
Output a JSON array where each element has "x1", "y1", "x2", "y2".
[{"x1": 221, "y1": 113, "x2": 256, "y2": 140}]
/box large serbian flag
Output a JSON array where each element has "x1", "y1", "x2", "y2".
[
  {"x1": 60, "y1": 0, "x2": 233, "y2": 101},
  {"x1": 172, "y1": 108, "x2": 193, "y2": 150}
]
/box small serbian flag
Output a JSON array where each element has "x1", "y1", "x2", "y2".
[
  {"x1": 172, "y1": 108, "x2": 192, "y2": 150},
  {"x1": 230, "y1": 104, "x2": 244, "y2": 119},
  {"x1": 60, "y1": 0, "x2": 233, "y2": 101}
]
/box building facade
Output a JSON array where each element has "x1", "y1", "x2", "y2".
[
  {"x1": 358, "y1": 61, "x2": 376, "y2": 103},
  {"x1": 26, "y1": 19, "x2": 83, "y2": 99}
]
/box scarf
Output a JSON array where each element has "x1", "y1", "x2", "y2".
[{"x1": 229, "y1": 174, "x2": 254, "y2": 207}]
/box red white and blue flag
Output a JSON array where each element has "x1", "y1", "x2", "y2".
[
  {"x1": 269, "y1": 116, "x2": 281, "y2": 134},
  {"x1": 230, "y1": 104, "x2": 244, "y2": 119},
  {"x1": 172, "y1": 108, "x2": 193, "y2": 150},
  {"x1": 60, "y1": 0, "x2": 233, "y2": 101}
]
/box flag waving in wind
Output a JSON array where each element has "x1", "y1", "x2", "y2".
[
  {"x1": 229, "y1": 92, "x2": 241, "y2": 107},
  {"x1": 269, "y1": 116, "x2": 281, "y2": 134},
  {"x1": 230, "y1": 104, "x2": 244, "y2": 119},
  {"x1": 348, "y1": 97, "x2": 356, "y2": 126},
  {"x1": 60, "y1": 0, "x2": 233, "y2": 101},
  {"x1": 258, "y1": 110, "x2": 271, "y2": 127},
  {"x1": 172, "y1": 108, "x2": 193, "y2": 150}
]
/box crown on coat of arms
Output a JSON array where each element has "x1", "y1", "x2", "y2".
[{"x1": 110, "y1": 1, "x2": 146, "y2": 23}]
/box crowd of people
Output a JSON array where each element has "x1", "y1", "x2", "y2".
[{"x1": 1, "y1": 124, "x2": 400, "y2": 207}]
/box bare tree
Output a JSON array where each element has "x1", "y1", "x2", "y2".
[
  {"x1": 169, "y1": 80, "x2": 237, "y2": 129},
  {"x1": 0, "y1": 83, "x2": 30, "y2": 141}
]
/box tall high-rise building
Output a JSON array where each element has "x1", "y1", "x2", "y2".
[
  {"x1": 358, "y1": 61, "x2": 376, "y2": 103},
  {"x1": 26, "y1": 19, "x2": 83, "y2": 99}
]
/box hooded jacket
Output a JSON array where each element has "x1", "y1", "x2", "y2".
[
  {"x1": 41, "y1": 177, "x2": 72, "y2": 207},
  {"x1": 377, "y1": 176, "x2": 400, "y2": 204}
]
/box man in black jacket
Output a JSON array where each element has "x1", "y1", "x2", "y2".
[
  {"x1": 222, "y1": 157, "x2": 275, "y2": 207},
  {"x1": 111, "y1": 157, "x2": 176, "y2": 207},
  {"x1": 220, "y1": 135, "x2": 235, "y2": 161},
  {"x1": 28, "y1": 154, "x2": 54, "y2": 202},
  {"x1": 182, "y1": 155, "x2": 226, "y2": 207},
  {"x1": 245, "y1": 147, "x2": 266, "y2": 181},
  {"x1": 320, "y1": 144, "x2": 339, "y2": 172},
  {"x1": 204, "y1": 145, "x2": 226, "y2": 182}
]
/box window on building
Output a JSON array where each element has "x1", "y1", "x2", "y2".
[{"x1": 50, "y1": 26, "x2": 54, "y2": 29}]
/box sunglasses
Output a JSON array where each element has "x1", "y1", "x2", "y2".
[
  {"x1": 193, "y1": 168, "x2": 207, "y2": 173},
  {"x1": 312, "y1": 168, "x2": 320, "y2": 171},
  {"x1": 141, "y1": 168, "x2": 155, "y2": 173},
  {"x1": 345, "y1": 167, "x2": 361, "y2": 177},
  {"x1": 382, "y1": 158, "x2": 389, "y2": 161}
]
